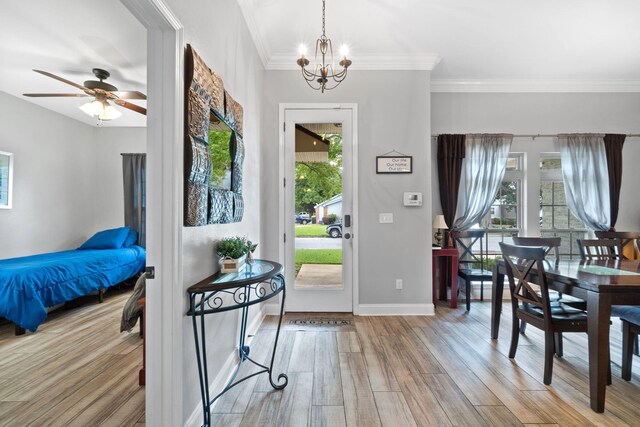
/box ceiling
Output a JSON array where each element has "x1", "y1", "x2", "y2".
[
  {"x1": 239, "y1": 0, "x2": 640, "y2": 92},
  {"x1": 0, "y1": 0, "x2": 146, "y2": 127},
  {"x1": 2, "y1": 0, "x2": 638, "y2": 129}
]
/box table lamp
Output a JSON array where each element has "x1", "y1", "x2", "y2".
[{"x1": 433, "y1": 214, "x2": 448, "y2": 247}]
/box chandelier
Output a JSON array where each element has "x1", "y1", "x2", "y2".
[{"x1": 296, "y1": 0, "x2": 352, "y2": 93}]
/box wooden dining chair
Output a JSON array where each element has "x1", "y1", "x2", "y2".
[
  {"x1": 511, "y1": 236, "x2": 582, "y2": 353},
  {"x1": 595, "y1": 231, "x2": 640, "y2": 260},
  {"x1": 594, "y1": 234, "x2": 640, "y2": 359},
  {"x1": 451, "y1": 230, "x2": 492, "y2": 311},
  {"x1": 577, "y1": 238, "x2": 623, "y2": 261},
  {"x1": 512, "y1": 236, "x2": 561, "y2": 267},
  {"x1": 611, "y1": 306, "x2": 640, "y2": 380},
  {"x1": 500, "y1": 242, "x2": 589, "y2": 385}
]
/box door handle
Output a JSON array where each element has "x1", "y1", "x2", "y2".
[
  {"x1": 344, "y1": 215, "x2": 351, "y2": 228},
  {"x1": 344, "y1": 233, "x2": 351, "y2": 240}
]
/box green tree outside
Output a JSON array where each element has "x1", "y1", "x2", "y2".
[
  {"x1": 209, "y1": 130, "x2": 232, "y2": 188},
  {"x1": 295, "y1": 133, "x2": 343, "y2": 214}
]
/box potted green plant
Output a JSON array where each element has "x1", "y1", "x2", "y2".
[{"x1": 216, "y1": 236, "x2": 256, "y2": 273}]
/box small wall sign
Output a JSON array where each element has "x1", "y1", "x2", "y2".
[{"x1": 376, "y1": 156, "x2": 412, "y2": 174}]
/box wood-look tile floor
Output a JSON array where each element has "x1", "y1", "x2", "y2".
[
  {"x1": 3, "y1": 296, "x2": 640, "y2": 426},
  {"x1": 211, "y1": 305, "x2": 640, "y2": 427},
  {"x1": 0, "y1": 288, "x2": 145, "y2": 427}
]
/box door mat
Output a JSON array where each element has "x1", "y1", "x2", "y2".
[{"x1": 289, "y1": 319, "x2": 352, "y2": 326}]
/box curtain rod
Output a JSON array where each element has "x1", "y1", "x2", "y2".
[{"x1": 431, "y1": 133, "x2": 640, "y2": 139}]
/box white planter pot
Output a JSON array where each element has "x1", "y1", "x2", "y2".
[{"x1": 220, "y1": 254, "x2": 246, "y2": 273}]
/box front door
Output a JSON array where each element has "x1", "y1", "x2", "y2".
[{"x1": 283, "y1": 107, "x2": 356, "y2": 312}]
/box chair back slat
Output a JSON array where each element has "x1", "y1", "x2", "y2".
[
  {"x1": 451, "y1": 230, "x2": 487, "y2": 271},
  {"x1": 594, "y1": 231, "x2": 640, "y2": 260},
  {"x1": 500, "y1": 243, "x2": 554, "y2": 327},
  {"x1": 512, "y1": 236, "x2": 561, "y2": 267},
  {"x1": 577, "y1": 238, "x2": 622, "y2": 261}
]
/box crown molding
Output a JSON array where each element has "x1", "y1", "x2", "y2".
[
  {"x1": 266, "y1": 54, "x2": 441, "y2": 71},
  {"x1": 237, "y1": 0, "x2": 270, "y2": 68},
  {"x1": 431, "y1": 79, "x2": 640, "y2": 93}
]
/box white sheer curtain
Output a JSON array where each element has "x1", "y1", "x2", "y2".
[
  {"x1": 453, "y1": 134, "x2": 513, "y2": 231},
  {"x1": 559, "y1": 134, "x2": 610, "y2": 231}
]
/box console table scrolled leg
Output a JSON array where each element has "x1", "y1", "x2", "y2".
[
  {"x1": 239, "y1": 302, "x2": 250, "y2": 360},
  {"x1": 191, "y1": 294, "x2": 210, "y2": 427},
  {"x1": 269, "y1": 275, "x2": 288, "y2": 390}
]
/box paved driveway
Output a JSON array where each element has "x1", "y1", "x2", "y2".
[{"x1": 295, "y1": 237, "x2": 342, "y2": 249}]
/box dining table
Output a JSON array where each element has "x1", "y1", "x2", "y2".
[{"x1": 491, "y1": 258, "x2": 640, "y2": 413}]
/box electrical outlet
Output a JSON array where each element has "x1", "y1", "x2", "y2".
[{"x1": 396, "y1": 279, "x2": 403, "y2": 290}]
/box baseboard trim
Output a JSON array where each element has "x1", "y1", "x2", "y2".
[
  {"x1": 185, "y1": 306, "x2": 267, "y2": 427},
  {"x1": 263, "y1": 302, "x2": 282, "y2": 316},
  {"x1": 358, "y1": 303, "x2": 434, "y2": 316}
]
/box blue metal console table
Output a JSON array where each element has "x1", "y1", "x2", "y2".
[{"x1": 187, "y1": 259, "x2": 288, "y2": 427}]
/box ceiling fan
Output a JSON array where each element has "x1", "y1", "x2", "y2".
[{"x1": 23, "y1": 68, "x2": 147, "y2": 122}]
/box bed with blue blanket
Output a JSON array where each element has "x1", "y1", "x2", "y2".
[{"x1": 0, "y1": 227, "x2": 145, "y2": 333}]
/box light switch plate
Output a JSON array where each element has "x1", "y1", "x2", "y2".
[{"x1": 379, "y1": 213, "x2": 394, "y2": 223}]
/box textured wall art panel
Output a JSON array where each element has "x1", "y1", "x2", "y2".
[
  {"x1": 232, "y1": 193, "x2": 244, "y2": 222},
  {"x1": 231, "y1": 134, "x2": 244, "y2": 195},
  {"x1": 209, "y1": 188, "x2": 234, "y2": 224},
  {"x1": 187, "y1": 87, "x2": 211, "y2": 141},
  {"x1": 185, "y1": 181, "x2": 209, "y2": 226},
  {"x1": 187, "y1": 136, "x2": 212, "y2": 183},
  {"x1": 224, "y1": 90, "x2": 244, "y2": 137},
  {"x1": 191, "y1": 48, "x2": 224, "y2": 116}
]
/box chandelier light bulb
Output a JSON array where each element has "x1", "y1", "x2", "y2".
[
  {"x1": 298, "y1": 43, "x2": 308, "y2": 57},
  {"x1": 339, "y1": 44, "x2": 349, "y2": 59}
]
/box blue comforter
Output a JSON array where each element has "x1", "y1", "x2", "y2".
[{"x1": 0, "y1": 246, "x2": 146, "y2": 331}]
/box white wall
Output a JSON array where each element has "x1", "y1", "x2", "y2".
[
  {"x1": 161, "y1": 0, "x2": 265, "y2": 423},
  {"x1": 262, "y1": 71, "x2": 432, "y2": 307},
  {"x1": 92, "y1": 127, "x2": 147, "y2": 231},
  {"x1": 431, "y1": 92, "x2": 640, "y2": 232},
  {"x1": 0, "y1": 91, "x2": 144, "y2": 259}
]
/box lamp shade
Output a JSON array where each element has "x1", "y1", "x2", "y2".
[{"x1": 432, "y1": 214, "x2": 448, "y2": 229}]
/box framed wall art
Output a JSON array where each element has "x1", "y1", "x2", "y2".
[
  {"x1": 0, "y1": 151, "x2": 13, "y2": 209},
  {"x1": 376, "y1": 152, "x2": 412, "y2": 174}
]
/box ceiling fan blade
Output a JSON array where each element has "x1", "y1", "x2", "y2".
[
  {"x1": 114, "y1": 99, "x2": 147, "y2": 115},
  {"x1": 23, "y1": 93, "x2": 89, "y2": 97},
  {"x1": 110, "y1": 91, "x2": 147, "y2": 100},
  {"x1": 33, "y1": 69, "x2": 89, "y2": 92}
]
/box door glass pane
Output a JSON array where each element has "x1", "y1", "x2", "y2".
[{"x1": 294, "y1": 123, "x2": 344, "y2": 289}]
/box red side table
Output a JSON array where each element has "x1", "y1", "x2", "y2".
[{"x1": 432, "y1": 247, "x2": 459, "y2": 308}]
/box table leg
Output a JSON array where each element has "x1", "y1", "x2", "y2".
[
  {"x1": 268, "y1": 276, "x2": 289, "y2": 389},
  {"x1": 491, "y1": 265, "x2": 504, "y2": 339},
  {"x1": 587, "y1": 291, "x2": 611, "y2": 413},
  {"x1": 450, "y1": 256, "x2": 458, "y2": 308}
]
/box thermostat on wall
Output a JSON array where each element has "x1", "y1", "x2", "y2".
[{"x1": 403, "y1": 192, "x2": 422, "y2": 207}]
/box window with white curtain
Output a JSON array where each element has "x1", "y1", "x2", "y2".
[
  {"x1": 479, "y1": 154, "x2": 523, "y2": 256},
  {"x1": 538, "y1": 155, "x2": 587, "y2": 259}
]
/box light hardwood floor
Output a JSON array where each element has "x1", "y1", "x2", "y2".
[
  {"x1": 3, "y1": 296, "x2": 640, "y2": 426},
  {"x1": 0, "y1": 289, "x2": 145, "y2": 427},
  {"x1": 211, "y1": 306, "x2": 640, "y2": 427}
]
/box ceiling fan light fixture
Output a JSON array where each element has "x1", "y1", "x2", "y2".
[
  {"x1": 79, "y1": 97, "x2": 121, "y2": 122},
  {"x1": 100, "y1": 103, "x2": 121, "y2": 120}
]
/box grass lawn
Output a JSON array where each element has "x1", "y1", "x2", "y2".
[
  {"x1": 295, "y1": 248, "x2": 342, "y2": 274},
  {"x1": 294, "y1": 224, "x2": 327, "y2": 238}
]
